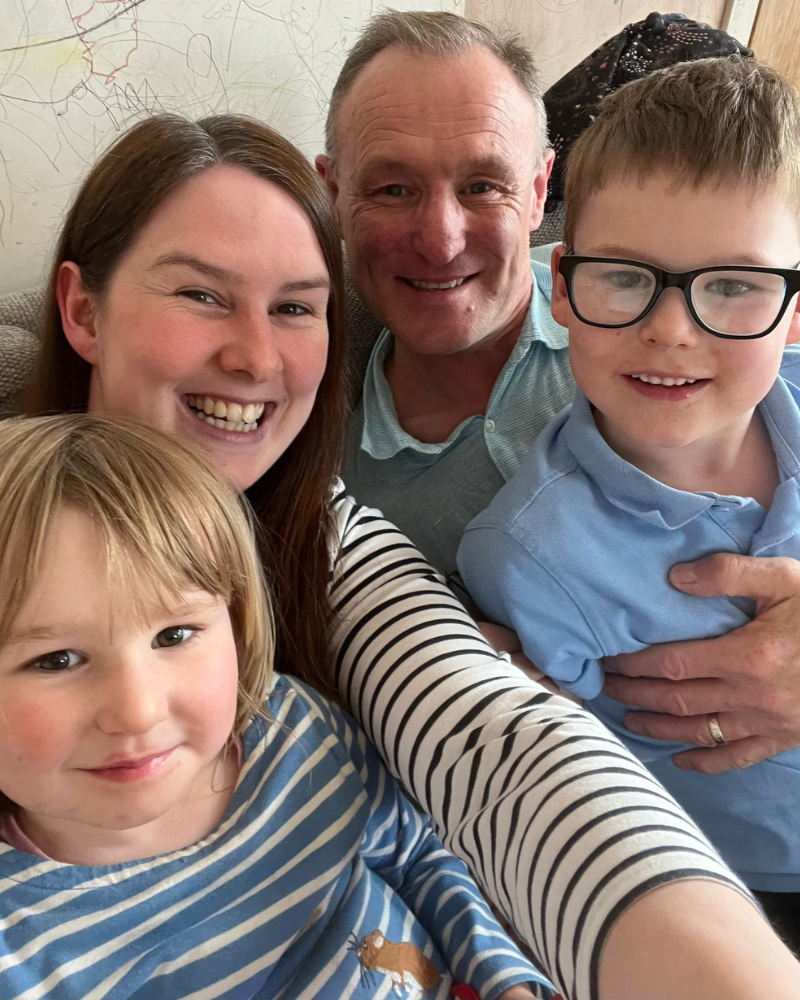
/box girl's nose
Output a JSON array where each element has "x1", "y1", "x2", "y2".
[{"x1": 95, "y1": 660, "x2": 169, "y2": 736}]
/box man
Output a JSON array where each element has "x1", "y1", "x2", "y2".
[
  {"x1": 317, "y1": 10, "x2": 800, "y2": 777},
  {"x1": 316, "y1": 12, "x2": 570, "y2": 582}
]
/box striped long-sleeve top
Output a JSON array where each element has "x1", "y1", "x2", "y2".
[
  {"x1": 329, "y1": 487, "x2": 748, "y2": 1000},
  {"x1": 0, "y1": 676, "x2": 552, "y2": 1000}
]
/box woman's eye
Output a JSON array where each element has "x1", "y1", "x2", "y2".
[
  {"x1": 178, "y1": 290, "x2": 220, "y2": 305},
  {"x1": 274, "y1": 302, "x2": 312, "y2": 316},
  {"x1": 28, "y1": 649, "x2": 83, "y2": 672},
  {"x1": 153, "y1": 626, "x2": 196, "y2": 649}
]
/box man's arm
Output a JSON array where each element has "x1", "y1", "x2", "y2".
[{"x1": 603, "y1": 553, "x2": 800, "y2": 772}]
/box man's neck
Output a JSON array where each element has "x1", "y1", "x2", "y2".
[{"x1": 385, "y1": 300, "x2": 530, "y2": 445}]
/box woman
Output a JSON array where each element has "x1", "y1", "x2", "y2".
[{"x1": 24, "y1": 114, "x2": 800, "y2": 998}]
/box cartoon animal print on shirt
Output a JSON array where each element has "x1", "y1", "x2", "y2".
[{"x1": 350, "y1": 929, "x2": 441, "y2": 998}]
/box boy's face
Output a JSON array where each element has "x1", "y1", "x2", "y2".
[
  {"x1": 551, "y1": 173, "x2": 800, "y2": 456},
  {"x1": 0, "y1": 508, "x2": 240, "y2": 862}
]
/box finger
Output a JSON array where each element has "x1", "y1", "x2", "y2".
[
  {"x1": 603, "y1": 675, "x2": 737, "y2": 714},
  {"x1": 476, "y1": 621, "x2": 522, "y2": 655},
  {"x1": 669, "y1": 552, "x2": 800, "y2": 606},
  {"x1": 605, "y1": 638, "x2": 734, "y2": 681},
  {"x1": 623, "y1": 710, "x2": 750, "y2": 747},
  {"x1": 672, "y1": 736, "x2": 780, "y2": 774}
]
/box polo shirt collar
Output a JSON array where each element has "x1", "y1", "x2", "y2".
[
  {"x1": 564, "y1": 377, "x2": 800, "y2": 530},
  {"x1": 360, "y1": 266, "x2": 568, "y2": 461}
]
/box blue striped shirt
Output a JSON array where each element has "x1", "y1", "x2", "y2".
[{"x1": 0, "y1": 675, "x2": 551, "y2": 1000}]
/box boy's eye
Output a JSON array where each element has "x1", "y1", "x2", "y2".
[
  {"x1": 153, "y1": 626, "x2": 196, "y2": 649},
  {"x1": 604, "y1": 269, "x2": 650, "y2": 290},
  {"x1": 704, "y1": 278, "x2": 755, "y2": 298},
  {"x1": 28, "y1": 649, "x2": 83, "y2": 672}
]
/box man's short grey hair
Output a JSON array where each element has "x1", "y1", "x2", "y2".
[{"x1": 325, "y1": 9, "x2": 548, "y2": 164}]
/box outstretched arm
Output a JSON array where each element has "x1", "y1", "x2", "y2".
[
  {"x1": 603, "y1": 553, "x2": 800, "y2": 772},
  {"x1": 328, "y1": 491, "x2": 800, "y2": 999}
]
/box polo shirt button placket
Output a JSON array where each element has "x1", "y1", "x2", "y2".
[{"x1": 485, "y1": 418, "x2": 496, "y2": 433}]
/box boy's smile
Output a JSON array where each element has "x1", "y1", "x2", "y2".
[{"x1": 551, "y1": 172, "x2": 800, "y2": 482}]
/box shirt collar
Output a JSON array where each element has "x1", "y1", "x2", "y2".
[
  {"x1": 359, "y1": 245, "x2": 567, "y2": 460},
  {"x1": 563, "y1": 376, "x2": 800, "y2": 530}
]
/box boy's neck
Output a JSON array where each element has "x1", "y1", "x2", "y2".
[{"x1": 594, "y1": 406, "x2": 780, "y2": 509}]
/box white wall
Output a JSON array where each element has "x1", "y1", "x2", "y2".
[{"x1": 0, "y1": 0, "x2": 458, "y2": 293}]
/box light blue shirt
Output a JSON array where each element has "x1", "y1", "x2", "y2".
[
  {"x1": 343, "y1": 244, "x2": 575, "y2": 580},
  {"x1": 458, "y1": 347, "x2": 800, "y2": 891}
]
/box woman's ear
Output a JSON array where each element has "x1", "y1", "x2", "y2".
[
  {"x1": 550, "y1": 243, "x2": 572, "y2": 329},
  {"x1": 56, "y1": 261, "x2": 100, "y2": 365}
]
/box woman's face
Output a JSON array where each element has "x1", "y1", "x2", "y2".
[{"x1": 61, "y1": 165, "x2": 330, "y2": 491}]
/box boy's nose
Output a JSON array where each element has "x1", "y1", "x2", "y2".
[
  {"x1": 638, "y1": 288, "x2": 702, "y2": 348},
  {"x1": 95, "y1": 662, "x2": 169, "y2": 735}
]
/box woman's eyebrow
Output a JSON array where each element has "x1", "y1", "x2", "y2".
[
  {"x1": 280, "y1": 277, "x2": 330, "y2": 292},
  {"x1": 149, "y1": 252, "x2": 243, "y2": 284}
]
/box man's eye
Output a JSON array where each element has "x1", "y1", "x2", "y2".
[
  {"x1": 381, "y1": 184, "x2": 406, "y2": 197},
  {"x1": 467, "y1": 182, "x2": 493, "y2": 195},
  {"x1": 28, "y1": 649, "x2": 83, "y2": 672},
  {"x1": 153, "y1": 626, "x2": 197, "y2": 649}
]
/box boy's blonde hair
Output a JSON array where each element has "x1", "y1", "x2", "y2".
[
  {"x1": 563, "y1": 57, "x2": 800, "y2": 247},
  {"x1": 0, "y1": 415, "x2": 273, "y2": 738}
]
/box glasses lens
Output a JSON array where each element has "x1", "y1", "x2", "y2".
[
  {"x1": 570, "y1": 261, "x2": 656, "y2": 326},
  {"x1": 691, "y1": 270, "x2": 787, "y2": 337}
]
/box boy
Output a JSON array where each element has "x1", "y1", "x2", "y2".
[{"x1": 457, "y1": 57, "x2": 800, "y2": 949}]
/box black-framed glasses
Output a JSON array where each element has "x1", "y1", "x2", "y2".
[{"x1": 559, "y1": 252, "x2": 800, "y2": 340}]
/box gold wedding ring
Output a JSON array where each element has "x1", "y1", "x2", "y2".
[{"x1": 707, "y1": 713, "x2": 727, "y2": 746}]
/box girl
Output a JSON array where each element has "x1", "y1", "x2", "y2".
[{"x1": 0, "y1": 413, "x2": 548, "y2": 1000}]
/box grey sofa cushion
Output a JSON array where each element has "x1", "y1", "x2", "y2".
[{"x1": 0, "y1": 206, "x2": 563, "y2": 413}]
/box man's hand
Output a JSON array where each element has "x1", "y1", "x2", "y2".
[{"x1": 603, "y1": 553, "x2": 800, "y2": 773}]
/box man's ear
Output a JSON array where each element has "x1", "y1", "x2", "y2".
[
  {"x1": 56, "y1": 261, "x2": 100, "y2": 365},
  {"x1": 785, "y1": 293, "x2": 800, "y2": 346},
  {"x1": 314, "y1": 154, "x2": 339, "y2": 200},
  {"x1": 528, "y1": 148, "x2": 555, "y2": 233},
  {"x1": 549, "y1": 242, "x2": 572, "y2": 328}
]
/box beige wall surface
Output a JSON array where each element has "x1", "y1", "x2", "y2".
[{"x1": 465, "y1": 1, "x2": 727, "y2": 89}]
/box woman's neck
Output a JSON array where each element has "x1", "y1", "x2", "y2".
[{"x1": 595, "y1": 407, "x2": 780, "y2": 511}]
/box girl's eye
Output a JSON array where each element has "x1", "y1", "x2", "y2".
[
  {"x1": 274, "y1": 303, "x2": 312, "y2": 316},
  {"x1": 178, "y1": 290, "x2": 220, "y2": 305},
  {"x1": 152, "y1": 626, "x2": 197, "y2": 649},
  {"x1": 28, "y1": 649, "x2": 83, "y2": 673}
]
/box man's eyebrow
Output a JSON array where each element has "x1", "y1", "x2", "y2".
[
  {"x1": 148, "y1": 252, "x2": 243, "y2": 285},
  {"x1": 356, "y1": 155, "x2": 515, "y2": 182}
]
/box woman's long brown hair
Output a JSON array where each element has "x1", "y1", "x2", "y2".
[{"x1": 25, "y1": 115, "x2": 347, "y2": 699}]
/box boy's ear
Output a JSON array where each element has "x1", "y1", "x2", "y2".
[
  {"x1": 786, "y1": 292, "x2": 800, "y2": 346},
  {"x1": 550, "y1": 243, "x2": 572, "y2": 329},
  {"x1": 56, "y1": 261, "x2": 100, "y2": 365}
]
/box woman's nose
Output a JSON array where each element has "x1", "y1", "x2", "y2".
[
  {"x1": 638, "y1": 287, "x2": 702, "y2": 349},
  {"x1": 217, "y1": 311, "x2": 284, "y2": 383},
  {"x1": 95, "y1": 660, "x2": 169, "y2": 735},
  {"x1": 410, "y1": 193, "x2": 468, "y2": 266}
]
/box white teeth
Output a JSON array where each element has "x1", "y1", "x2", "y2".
[
  {"x1": 410, "y1": 278, "x2": 466, "y2": 290},
  {"x1": 633, "y1": 374, "x2": 697, "y2": 386},
  {"x1": 187, "y1": 395, "x2": 266, "y2": 433}
]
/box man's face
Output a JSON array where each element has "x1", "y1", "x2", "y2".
[{"x1": 317, "y1": 46, "x2": 552, "y2": 356}]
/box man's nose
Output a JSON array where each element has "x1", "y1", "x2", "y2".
[
  {"x1": 95, "y1": 660, "x2": 169, "y2": 736},
  {"x1": 410, "y1": 193, "x2": 467, "y2": 265},
  {"x1": 638, "y1": 288, "x2": 703, "y2": 349},
  {"x1": 217, "y1": 310, "x2": 284, "y2": 383}
]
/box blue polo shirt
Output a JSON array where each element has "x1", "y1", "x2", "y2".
[
  {"x1": 457, "y1": 347, "x2": 800, "y2": 891},
  {"x1": 342, "y1": 245, "x2": 575, "y2": 580}
]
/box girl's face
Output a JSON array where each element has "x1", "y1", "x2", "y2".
[
  {"x1": 58, "y1": 165, "x2": 331, "y2": 492},
  {"x1": 0, "y1": 508, "x2": 240, "y2": 864}
]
